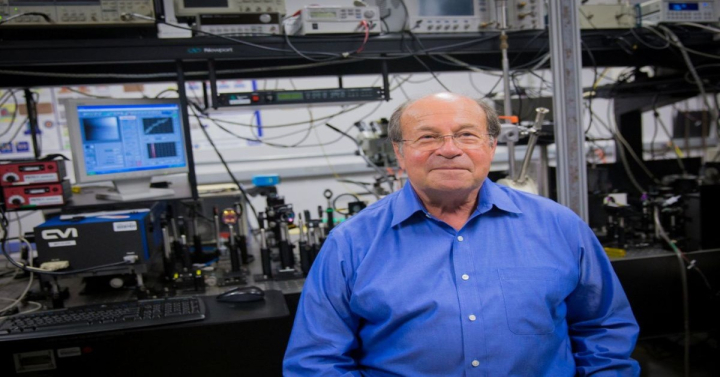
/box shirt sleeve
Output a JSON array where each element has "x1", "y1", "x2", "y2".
[
  {"x1": 283, "y1": 230, "x2": 363, "y2": 376},
  {"x1": 566, "y1": 220, "x2": 641, "y2": 376}
]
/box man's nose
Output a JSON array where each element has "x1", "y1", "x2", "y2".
[{"x1": 436, "y1": 135, "x2": 463, "y2": 155}]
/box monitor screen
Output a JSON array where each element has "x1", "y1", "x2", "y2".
[
  {"x1": 418, "y1": 0, "x2": 474, "y2": 16},
  {"x1": 183, "y1": 0, "x2": 228, "y2": 8},
  {"x1": 66, "y1": 99, "x2": 189, "y2": 201},
  {"x1": 668, "y1": 3, "x2": 700, "y2": 11}
]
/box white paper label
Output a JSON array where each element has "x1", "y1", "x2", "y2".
[
  {"x1": 49, "y1": 240, "x2": 76, "y2": 247},
  {"x1": 29, "y1": 196, "x2": 63, "y2": 205},
  {"x1": 229, "y1": 98, "x2": 251, "y2": 105},
  {"x1": 113, "y1": 221, "x2": 137, "y2": 232},
  {"x1": 24, "y1": 173, "x2": 59, "y2": 183}
]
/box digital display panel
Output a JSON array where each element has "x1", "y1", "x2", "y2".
[
  {"x1": 668, "y1": 2, "x2": 700, "y2": 11},
  {"x1": 419, "y1": 0, "x2": 474, "y2": 16},
  {"x1": 277, "y1": 92, "x2": 305, "y2": 101},
  {"x1": 309, "y1": 10, "x2": 337, "y2": 19},
  {"x1": 184, "y1": 0, "x2": 228, "y2": 8},
  {"x1": 8, "y1": 0, "x2": 61, "y2": 4}
]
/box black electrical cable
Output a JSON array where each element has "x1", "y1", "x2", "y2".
[
  {"x1": 579, "y1": 7, "x2": 596, "y2": 30},
  {"x1": 248, "y1": 106, "x2": 315, "y2": 147},
  {"x1": 205, "y1": 99, "x2": 385, "y2": 148},
  {"x1": 380, "y1": 18, "x2": 390, "y2": 34},
  {"x1": 483, "y1": 76, "x2": 505, "y2": 99},
  {"x1": 653, "y1": 209, "x2": 691, "y2": 377},
  {"x1": 523, "y1": 69, "x2": 553, "y2": 91},
  {"x1": 155, "y1": 88, "x2": 179, "y2": 99},
  {"x1": 582, "y1": 39, "x2": 599, "y2": 135},
  {"x1": 713, "y1": 93, "x2": 720, "y2": 151},
  {"x1": 64, "y1": 87, "x2": 111, "y2": 98},
  {"x1": 0, "y1": 206, "x2": 132, "y2": 277},
  {"x1": 0, "y1": 90, "x2": 15, "y2": 108},
  {"x1": 650, "y1": 94, "x2": 660, "y2": 159},
  {"x1": 430, "y1": 30, "x2": 548, "y2": 72},
  {"x1": 325, "y1": 122, "x2": 394, "y2": 193},
  {"x1": 189, "y1": 104, "x2": 261, "y2": 227},
  {"x1": 194, "y1": 101, "x2": 369, "y2": 129},
  {"x1": 403, "y1": 30, "x2": 550, "y2": 87},
  {"x1": 0, "y1": 12, "x2": 52, "y2": 25},
  {"x1": 150, "y1": 15, "x2": 418, "y2": 63},
  {"x1": 8, "y1": 119, "x2": 28, "y2": 143},
  {"x1": 283, "y1": 28, "x2": 342, "y2": 63},
  {"x1": 178, "y1": 201, "x2": 214, "y2": 223},
  {"x1": 148, "y1": 16, "x2": 338, "y2": 58},
  {"x1": 1, "y1": 238, "x2": 132, "y2": 276},
  {"x1": 0, "y1": 90, "x2": 19, "y2": 138},
  {"x1": 0, "y1": 269, "x2": 17, "y2": 278},
  {"x1": 336, "y1": 179, "x2": 380, "y2": 199},
  {"x1": 629, "y1": 27, "x2": 671, "y2": 50},
  {"x1": 509, "y1": 72, "x2": 525, "y2": 120},
  {"x1": 403, "y1": 31, "x2": 451, "y2": 91},
  {"x1": 332, "y1": 193, "x2": 362, "y2": 215}
]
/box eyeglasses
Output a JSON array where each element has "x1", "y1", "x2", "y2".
[{"x1": 400, "y1": 132, "x2": 494, "y2": 151}]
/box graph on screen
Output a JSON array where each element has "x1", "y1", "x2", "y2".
[
  {"x1": 143, "y1": 117, "x2": 174, "y2": 135},
  {"x1": 147, "y1": 142, "x2": 178, "y2": 159}
]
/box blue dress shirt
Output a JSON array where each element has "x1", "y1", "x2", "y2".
[{"x1": 284, "y1": 179, "x2": 640, "y2": 376}]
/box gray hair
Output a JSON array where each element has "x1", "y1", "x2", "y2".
[{"x1": 388, "y1": 95, "x2": 501, "y2": 146}]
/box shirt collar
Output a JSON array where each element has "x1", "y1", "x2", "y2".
[
  {"x1": 475, "y1": 178, "x2": 523, "y2": 215},
  {"x1": 390, "y1": 178, "x2": 522, "y2": 227}
]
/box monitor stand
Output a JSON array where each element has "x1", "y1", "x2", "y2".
[{"x1": 97, "y1": 177, "x2": 175, "y2": 202}]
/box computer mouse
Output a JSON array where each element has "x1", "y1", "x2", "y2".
[{"x1": 216, "y1": 286, "x2": 265, "y2": 303}]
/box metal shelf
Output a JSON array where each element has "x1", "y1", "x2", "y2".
[{"x1": 0, "y1": 30, "x2": 718, "y2": 87}]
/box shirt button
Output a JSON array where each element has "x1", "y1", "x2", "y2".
[
  {"x1": 468, "y1": 314, "x2": 476, "y2": 321},
  {"x1": 461, "y1": 274, "x2": 469, "y2": 280},
  {"x1": 472, "y1": 360, "x2": 480, "y2": 367},
  {"x1": 425, "y1": 213, "x2": 431, "y2": 218},
  {"x1": 457, "y1": 236, "x2": 464, "y2": 241}
]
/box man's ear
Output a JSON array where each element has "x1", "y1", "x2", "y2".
[{"x1": 392, "y1": 142, "x2": 405, "y2": 170}]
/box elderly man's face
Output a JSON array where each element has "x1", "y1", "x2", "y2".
[{"x1": 393, "y1": 94, "x2": 496, "y2": 198}]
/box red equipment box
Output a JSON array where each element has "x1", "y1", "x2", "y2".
[
  {"x1": 0, "y1": 160, "x2": 67, "y2": 186},
  {"x1": 3, "y1": 181, "x2": 72, "y2": 210}
]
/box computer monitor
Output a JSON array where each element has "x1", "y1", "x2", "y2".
[
  {"x1": 65, "y1": 98, "x2": 189, "y2": 202},
  {"x1": 403, "y1": 0, "x2": 495, "y2": 32}
]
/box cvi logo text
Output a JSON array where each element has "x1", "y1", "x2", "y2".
[{"x1": 41, "y1": 228, "x2": 78, "y2": 240}]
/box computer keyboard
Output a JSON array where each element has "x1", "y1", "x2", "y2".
[{"x1": 0, "y1": 296, "x2": 205, "y2": 341}]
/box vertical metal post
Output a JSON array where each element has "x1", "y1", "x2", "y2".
[
  {"x1": 381, "y1": 58, "x2": 390, "y2": 101},
  {"x1": 176, "y1": 60, "x2": 200, "y2": 200},
  {"x1": 202, "y1": 80, "x2": 209, "y2": 110},
  {"x1": 549, "y1": 0, "x2": 588, "y2": 221},
  {"x1": 539, "y1": 145, "x2": 549, "y2": 197},
  {"x1": 208, "y1": 59, "x2": 218, "y2": 110},
  {"x1": 497, "y1": 0, "x2": 516, "y2": 177},
  {"x1": 24, "y1": 89, "x2": 40, "y2": 159}
]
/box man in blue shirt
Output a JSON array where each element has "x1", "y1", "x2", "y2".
[{"x1": 284, "y1": 92, "x2": 640, "y2": 376}]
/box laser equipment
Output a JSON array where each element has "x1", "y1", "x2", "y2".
[
  {"x1": 173, "y1": 0, "x2": 286, "y2": 17},
  {"x1": 637, "y1": 0, "x2": 719, "y2": 25},
  {"x1": 0, "y1": 0, "x2": 155, "y2": 26},
  {"x1": 286, "y1": 5, "x2": 380, "y2": 35}
]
